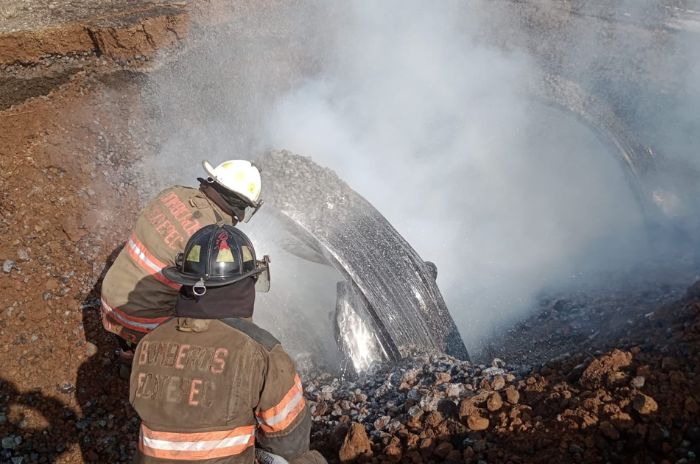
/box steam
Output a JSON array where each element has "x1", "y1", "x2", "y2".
[
  {"x1": 140, "y1": 1, "x2": 700, "y2": 357},
  {"x1": 259, "y1": 1, "x2": 647, "y2": 351}
]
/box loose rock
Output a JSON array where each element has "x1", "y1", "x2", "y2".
[
  {"x1": 339, "y1": 422, "x2": 372, "y2": 462},
  {"x1": 487, "y1": 392, "x2": 503, "y2": 412},
  {"x1": 3, "y1": 260, "x2": 15, "y2": 273},
  {"x1": 467, "y1": 413, "x2": 489, "y2": 431},
  {"x1": 633, "y1": 393, "x2": 658, "y2": 415}
]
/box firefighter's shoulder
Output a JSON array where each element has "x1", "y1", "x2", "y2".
[{"x1": 219, "y1": 318, "x2": 280, "y2": 352}]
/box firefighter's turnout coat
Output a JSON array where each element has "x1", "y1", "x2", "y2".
[
  {"x1": 101, "y1": 187, "x2": 233, "y2": 343},
  {"x1": 130, "y1": 317, "x2": 312, "y2": 463}
]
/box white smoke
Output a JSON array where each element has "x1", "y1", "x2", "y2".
[
  {"x1": 258, "y1": 1, "x2": 648, "y2": 352},
  {"x1": 140, "y1": 0, "x2": 699, "y2": 357}
]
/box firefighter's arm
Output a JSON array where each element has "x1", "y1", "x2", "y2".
[{"x1": 255, "y1": 345, "x2": 311, "y2": 460}]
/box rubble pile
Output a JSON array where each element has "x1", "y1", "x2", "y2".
[{"x1": 305, "y1": 288, "x2": 700, "y2": 463}]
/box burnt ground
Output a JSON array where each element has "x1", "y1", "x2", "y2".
[
  {"x1": 1, "y1": 1, "x2": 700, "y2": 463},
  {"x1": 478, "y1": 269, "x2": 696, "y2": 371}
]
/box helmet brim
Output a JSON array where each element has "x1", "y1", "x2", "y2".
[
  {"x1": 201, "y1": 160, "x2": 218, "y2": 180},
  {"x1": 162, "y1": 266, "x2": 267, "y2": 290}
]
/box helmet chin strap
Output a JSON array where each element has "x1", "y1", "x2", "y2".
[{"x1": 198, "y1": 178, "x2": 247, "y2": 223}]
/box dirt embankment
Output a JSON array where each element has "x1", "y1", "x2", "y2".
[
  {"x1": 0, "y1": 2, "x2": 191, "y2": 462},
  {"x1": 0, "y1": 75, "x2": 144, "y2": 462},
  {"x1": 0, "y1": 0, "x2": 190, "y2": 112}
]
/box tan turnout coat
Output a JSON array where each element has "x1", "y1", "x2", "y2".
[
  {"x1": 101, "y1": 186, "x2": 232, "y2": 343},
  {"x1": 129, "y1": 317, "x2": 312, "y2": 463}
]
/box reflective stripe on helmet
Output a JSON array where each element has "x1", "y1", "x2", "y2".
[
  {"x1": 126, "y1": 234, "x2": 182, "y2": 290},
  {"x1": 256, "y1": 374, "x2": 306, "y2": 433},
  {"x1": 139, "y1": 424, "x2": 255, "y2": 460},
  {"x1": 100, "y1": 298, "x2": 170, "y2": 334}
]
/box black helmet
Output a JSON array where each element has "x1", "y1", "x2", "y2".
[{"x1": 162, "y1": 224, "x2": 270, "y2": 295}]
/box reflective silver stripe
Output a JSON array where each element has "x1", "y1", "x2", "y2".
[
  {"x1": 142, "y1": 435, "x2": 253, "y2": 452},
  {"x1": 101, "y1": 298, "x2": 161, "y2": 331},
  {"x1": 257, "y1": 384, "x2": 304, "y2": 427},
  {"x1": 128, "y1": 238, "x2": 164, "y2": 274}
]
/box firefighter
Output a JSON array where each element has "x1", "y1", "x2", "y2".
[
  {"x1": 130, "y1": 224, "x2": 326, "y2": 464},
  {"x1": 100, "y1": 160, "x2": 264, "y2": 361}
]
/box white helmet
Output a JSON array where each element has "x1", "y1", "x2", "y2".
[{"x1": 202, "y1": 159, "x2": 263, "y2": 222}]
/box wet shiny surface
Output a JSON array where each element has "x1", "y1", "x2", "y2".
[{"x1": 256, "y1": 151, "x2": 469, "y2": 370}]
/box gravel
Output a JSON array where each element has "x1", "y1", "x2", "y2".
[{"x1": 3, "y1": 260, "x2": 15, "y2": 273}]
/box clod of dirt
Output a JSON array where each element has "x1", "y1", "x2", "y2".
[
  {"x1": 633, "y1": 393, "x2": 658, "y2": 415},
  {"x1": 339, "y1": 422, "x2": 372, "y2": 462},
  {"x1": 630, "y1": 375, "x2": 645, "y2": 388},
  {"x1": 487, "y1": 392, "x2": 503, "y2": 412},
  {"x1": 505, "y1": 385, "x2": 520, "y2": 404},
  {"x1": 580, "y1": 349, "x2": 632, "y2": 389},
  {"x1": 466, "y1": 413, "x2": 490, "y2": 431}
]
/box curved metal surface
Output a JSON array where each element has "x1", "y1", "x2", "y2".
[
  {"x1": 528, "y1": 72, "x2": 660, "y2": 220},
  {"x1": 255, "y1": 151, "x2": 469, "y2": 367}
]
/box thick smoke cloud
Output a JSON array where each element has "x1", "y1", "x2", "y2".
[
  {"x1": 260, "y1": 1, "x2": 649, "y2": 352},
  {"x1": 141, "y1": 1, "x2": 699, "y2": 357}
]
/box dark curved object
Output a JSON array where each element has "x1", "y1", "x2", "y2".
[{"x1": 256, "y1": 151, "x2": 469, "y2": 366}]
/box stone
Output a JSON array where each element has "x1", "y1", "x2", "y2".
[
  {"x1": 445, "y1": 383, "x2": 462, "y2": 397},
  {"x1": 16, "y1": 249, "x2": 29, "y2": 261},
  {"x1": 630, "y1": 376, "x2": 645, "y2": 388},
  {"x1": 435, "y1": 372, "x2": 451, "y2": 385},
  {"x1": 459, "y1": 398, "x2": 476, "y2": 418},
  {"x1": 57, "y1": 382, "x2": 76, "y2": 394},
  {"x1": 2, "y1": 436, "x2": 16, "y2": 449},
  {"x1": 505, "y1": 386, "x2": 520, "y2": 404},
  {"x1": 580, "y1": 349, "x2": 633, "y2": 389},
  {"x1": 374, "y1": 415, "x2": 390, "y2": 431},
  {"x1": 491, "y1": 375, "x2": 506, "y2": 390},
  {"x1": 434, "y1": 441, "x2": 454, "y2": 458},
  {"x1": 384, "y1": 442, "x2": 402, "y2": 461},
  {"x1": 424, "y1": 411, "x2": 443, "y2": 428},
  {"x1": 633, "y1": 393, "x2": 658, "y2": 415},
  {"x1": 402, "y1": 369, "x2": 419, "y2": 385},
  {"x1": 487, "y1": 392, "x2": 503, "y2": 412},
  {"x1": 467, "y1": 413, "x2": 489, "y2": 431},
  {"x1": 85, "y1": 342, "x2": 98, "y2": 357},
  {"x1": 339, "y1": 422, "x2": 373, "y2": 462},
  {"x1": 3, "y1": 260, "x2": 15, "y2": 273}
]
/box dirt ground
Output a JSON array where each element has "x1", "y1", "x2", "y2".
[{"x1": 1, "y1": 2, "x2": 700, "y2": 463}]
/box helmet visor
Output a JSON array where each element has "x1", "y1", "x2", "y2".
[
  {"x1": 254, "y1": 256, "x2": 271, "y2": 292},
  {"x1": 242, "y1": 200, "x2": 263, "y2": 223}
]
